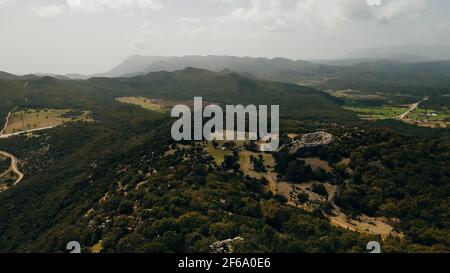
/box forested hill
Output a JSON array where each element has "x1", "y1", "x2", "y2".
[
  {"x1": 0, "y1": 68, "x2": 448, "y2": 252},
  {"x1": 85, "y1": 67, "x2": 353, "y2": 121},
  {"x1": 89, "y1": 55, "x2": 450, "y2": 97}
]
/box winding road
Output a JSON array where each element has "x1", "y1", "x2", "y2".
[
  {"x1": 0, "y1": 110, "x2": 24, "y2": 187},
  {"x1": 0, "y1": 125, "x2": 57, "y2": 139},
  {"x1": 0, "y1": 150, "x2": 24, "y2": 186},
  {"x1": 0, "y1": 112, "x2": 11, "y2": 136}
]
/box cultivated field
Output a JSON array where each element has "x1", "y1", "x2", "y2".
[
  {"x1": 344, "y1": 105, "x2": 408, "y2": 120},
  {"x1": 402, "y1": 107, "x2": 450, "y2": 128}
]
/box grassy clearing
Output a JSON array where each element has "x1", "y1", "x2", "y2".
[
  {"x1": 344, "y1": 105, "x2": 408, "y2": 120},
  {"x1": 116, "y1": 97, "x2": 169, "y2": 113},
  {"x1": 303, "y1": 157, "x2": 333, "y2": 173},
  {"x1": 204, "y1": 143, "x2": 232, "y2": 165},
  {"x1": 4, "y1": 109, "x2": 92, "y2": 134}
]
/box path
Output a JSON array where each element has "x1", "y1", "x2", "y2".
[
  {"x1": 0, "y1": 112, "x2": 11, "y2": 136},
  {"x1": 0, "y1": 125, "x2": 57, "y2": 139},
  {"x1": 0, "y1": 150, "x2": 24, "y2": 186},
  {"x1": 0, "y1": 110, "x2": 25, "y2": 188},
  {"x1": 395, "y1": 97, "x2": 429, "y2": 120}
]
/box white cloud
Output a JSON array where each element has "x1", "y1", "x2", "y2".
[
  {"x1": 210, "y1": 0, "x2": 429, "y2": 32},
  {"x1": 29, "y1": 0, "x2": 164, "y2": 17},
  {"x1": 1, "y1": 0, "x2": 430, "y2": 29},
  {"x1": 65, "y1": 0, "x2": 163, "y2": 14},
  {"x1": 367, "y1": 0, "x2": 382, "y2": 6},
  {"x1": 32, "y1": 5, "x2": 66, "y2": 17},
  {"x1": 131, "y1": 38, "x2": 146, "y2": 50},
  {"x1": 374, "y1": 0, "x2": 427, "y2": 22}
]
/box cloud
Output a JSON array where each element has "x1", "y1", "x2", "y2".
[
  {"x1": 3, "y1": 0, "x2": 430, "y2": 29},
  {"x1": 367, "y1": 0, "x2": 382, "y2": 6},
  {"x1": 28, "y1": 0, "x2": 164, "y2": 17},
  {"x1": 210, "y1": 0, "x2": 429, "y2": 32},
  {"x1": 65, "y1": 0, "x2": 163, "y2": 14},
  {"x1": 32, "y1": 5, "x2": 66, "y2": 17},
  {"x1": 131, "y1": 38, "x2": 147, "y2": 50},
  {"x1": 374, "y1": 0, "x2": 427, "y2": 22}
]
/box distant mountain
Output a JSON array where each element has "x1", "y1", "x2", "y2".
[
  {"x1": 313, "y1": 57, "x2": 434, "y2": 66},
  {"x1": 95, "y1": 55, "x2": 172, "y2": 78},
  {"x1": 94, "y1": 55, "x2": 340, "y2": 83},
  {"x1": 35, "y1": 73, "x2": 71, "y2": 80},
  {"x1": 89, "y1": 54, "x2": 450, "y2": 96},
  {"x1": 0, "y1": 71, "x2": 18, "y2": 81},
  {"x1": 64, "y1": 73, "x2": 90, "y2": 80},
  {"x1": 0, "y1": 71, "x2": 40, "y2": 81},
  {"x1": 345, "y1": 45, "x2": 450, "y2": 62}
]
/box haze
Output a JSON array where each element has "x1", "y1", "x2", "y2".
[{"x1": 1, "y1": 0, "x2": 450, "y2": 75}]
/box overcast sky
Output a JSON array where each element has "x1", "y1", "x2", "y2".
[{"x1": 1, "y1": 0, "x2": 449, "y2": 74}]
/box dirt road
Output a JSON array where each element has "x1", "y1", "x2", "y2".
[
  {"x1": 0, "y1": 150, "x2": 24, "y2": 185},
  {"x1": 395, "y1": 97, "x2": 429, "y2": 120},
  {"x1": 0, "y1": 125, "x2": 57, "y2": 139},
  {"x1": 0, "y1": 112, "x2": 11, "y2": 136}
]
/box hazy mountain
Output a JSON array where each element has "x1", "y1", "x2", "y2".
[
  {"x1": 35, "y1": 73, "x2": 71, "y2": 80},
  {"x1": 64, "y1": 73, "x2": 91, "y2": 80},
  {"x1": 313, "y1": 57, "x2": 434, "y2": 66},
  {"x1": 0, "y1": 71, "x2": 18, "y2": 81},
  {"x1": 95, "y1": 55, "x2": 172, "y2": 78},
  {"x1": 96, "y1": 55, "x2": 340, "y2": 83},
  {"x1": 345, "y1": 45, "x2": 450, "y2": 62},
  {"x1": 0, "y1": 71, "x2": 40, "y2": 81}
]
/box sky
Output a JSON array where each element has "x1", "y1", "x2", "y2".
[{"x1": 0, "y1": 0, "x2": 450, "y2": 74}]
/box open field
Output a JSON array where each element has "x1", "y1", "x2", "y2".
[
  {"x1": 302, "y1": 157, "x2": 333, "y2": 173},
  {"x1": 2, "y1": 109, "x2": 92, "y2": 135},
  {"x1": 402, "y1": 107, "x2": 450, "y2": 128},
  {"x1": 344, "y1": 105, "x2": 409, "y2": 120},
  {"x1": 116, "y1": 97, "x2": 170, "y2": 113}
]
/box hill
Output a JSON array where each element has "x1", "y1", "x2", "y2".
[
  {"x1": 95, "y1": 55, "x2": 172, "y2": 78},
  {"x1": 345, "y1": 45, "x2": 450, "y2": 62},
  {"x1": 91, "y1": 55, "x2": 339, "y2": 82},
  {"x1": 0, "y1": 68, "x2": 448, "y2": 252}
]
